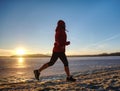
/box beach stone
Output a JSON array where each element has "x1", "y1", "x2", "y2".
[
  {"x1": 103, "y1": 84, "x2": 109, "y2": 89},
  {"x1": 36, "y1": 87, "x2": 45, "y2": 91},
  {"x1": 112, "y1": 76, "x2": 119, "y2": 78}
]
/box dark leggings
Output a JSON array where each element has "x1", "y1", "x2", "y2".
[{"x1": 47, "y1": 52, "x2": 69, "y2": 67}]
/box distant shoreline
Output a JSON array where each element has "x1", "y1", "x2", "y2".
[{"x1": 0, "y1": 52, "x2": 120, "y2": 58}]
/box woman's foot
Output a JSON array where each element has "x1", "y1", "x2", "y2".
[
  {"x1": 34, "y1": 70, "x2": 40, "y2": 80},
  {"x1": 66, "y1": 76, "x2": 76, "y2": 82}
]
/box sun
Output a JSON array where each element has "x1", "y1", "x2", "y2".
[{"x1": 16, "y1": 48, "x2": 26, "y2": 56}]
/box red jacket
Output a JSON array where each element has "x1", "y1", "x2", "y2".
[{"x1": 53, "y1": 29, "x2": 69, "y2": 52}]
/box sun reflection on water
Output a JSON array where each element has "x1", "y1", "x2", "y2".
[
  {"x1": 18, "y1": 57, "x2": 24, "y2": 63},
  {"x1": 17, "y1": 57, "x2": 26, "y2": 68}
]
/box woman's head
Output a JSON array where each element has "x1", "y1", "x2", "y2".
[
  {"x1": 56, "y1": 20, "x2": 66, "y2": 32},
  {"x1": 57, "y1": 20, "x2": 65, "y2": 27}
]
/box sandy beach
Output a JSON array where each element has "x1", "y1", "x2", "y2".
[{"x1": 0, "y1": 66, "x2": 120, "y2": 91}]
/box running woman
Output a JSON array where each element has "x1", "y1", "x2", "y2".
[{"x1": 34, "y1": 20, "x2": 76, "y2": 82}]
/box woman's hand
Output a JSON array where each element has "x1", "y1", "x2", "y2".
[{"x1": 66, "y1": 41, "x2": 70, "y2": 45}]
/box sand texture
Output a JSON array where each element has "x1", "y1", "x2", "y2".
[{"x1": 0, "y1": 67, "x2": 120, "y2": 91}]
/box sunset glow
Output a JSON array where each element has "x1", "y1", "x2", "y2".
[
  {"x1": 0, "y1": 0, "x2": 120, "y2": 56},
  {"x1": 16, "y1": 48, "x2": 26, "y2": 56}
]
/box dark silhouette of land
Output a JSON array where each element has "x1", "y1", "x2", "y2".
[
  {"x1": 9, "y1": 52, "x2": 120, "y2": 58},
  {"x1": 68, "y1": 52, "x2": 120, "y2": 57},
  {"x1": 0, "y1": 52, "x2": 120, "y2": 58}
]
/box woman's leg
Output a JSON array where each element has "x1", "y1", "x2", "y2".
[
  {"x1": 59, "y1": 52, "x2": 70, "y2": 77},
  {"x1": 38, "y1": 52, "x2": 58, "y2": 73},
  {"x1": 59, "y1": 52, "x2": 76, "y2": 81},
  {"x1": 64, "y1": 66, "x2": 70, "y2": 77},
  {"x1": 38, "y1": 63, "x2": 49, "y2": 72}
]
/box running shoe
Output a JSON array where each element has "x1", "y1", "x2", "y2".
[
  {"x1": 66, "y1": 76, "x2": 76, "y2": 82},
  {"x1": 34, "y1": 70, "x2": 40, "y2": 80}
]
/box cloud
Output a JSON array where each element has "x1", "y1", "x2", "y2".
[
  {"x1": 80, "y1": 33, "x2": 120, "y2": 54},
  {"x1": 86, "y1": 33, "x2": 120, "y2": 48}
]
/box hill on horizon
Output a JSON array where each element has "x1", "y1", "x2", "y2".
[{"x1": 10, "y1": 52, "x2": 120, "y2": 58}]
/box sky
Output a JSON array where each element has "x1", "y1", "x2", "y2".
[{"x1": 0, "y1": 0, "x2": 120, "y2": 56}]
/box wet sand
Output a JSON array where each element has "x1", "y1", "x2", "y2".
[{"x1": 0, "y1": 66, "x2": 120, "y2": 91}]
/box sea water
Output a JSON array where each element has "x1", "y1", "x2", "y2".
[{"x1": 0, "y1": 56, "x2": 120, "y2": 84}]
